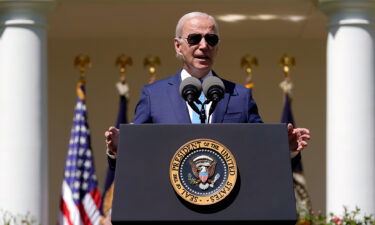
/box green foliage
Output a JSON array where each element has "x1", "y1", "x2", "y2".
[
  {"x1": 297, "y1": 207, "x2": 375, "y2": 225},
  {"x1": 0, "y1": 209, "x2": 39, "y2": 225},
  {"x1": 188, "y1": 173, "x2": 198, "y2": 185}
]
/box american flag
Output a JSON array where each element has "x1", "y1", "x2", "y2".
[{"x1": 59, "y1": 81, "x2": 101, "y2": 225}]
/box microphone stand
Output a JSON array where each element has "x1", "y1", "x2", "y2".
[
  {"x1": 199, "y1": 104, "x2": 207, "y2": 124},
  {"x1": 190, "y1": 99, "x2": 215, "y2": 124},
  {"x1": 199, "y1": 100, "x2": 211, "y2": 124},
  {"x1": 189, "y1": 99, "x2": 208, "y2": 124}
]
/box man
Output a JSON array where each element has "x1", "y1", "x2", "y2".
[
  {"x1": 105, "y1": 12, "x2": 310, "y2": 157},
  {"x1": 102, "y1": 12, "x2": 309, "y2": 225}
]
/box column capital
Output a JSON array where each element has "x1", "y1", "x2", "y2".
[
  {"x1": 0, "y1": 0, "x2": 56, "y2": 27},
  {"x1": 319, "y1": 0, "x2": 375, "y2": 13},
  {"x1": 0, "y1": 0, "x2": 56, "y2": 14},
  {"x1": 319, "y1": 0, "x2": 375, "y2": 27}
]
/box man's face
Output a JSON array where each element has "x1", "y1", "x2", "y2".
[{"x1": 175, "y1": 16, "x2": 219, "y2": 78}]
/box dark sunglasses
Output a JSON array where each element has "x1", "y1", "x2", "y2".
[{"x1": 182, "y1": 33, "x2": 219, "y2": 46}]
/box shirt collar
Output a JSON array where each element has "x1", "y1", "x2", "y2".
[{"x1": 180, "y1": 69, "x2": 213, "y2": 82}]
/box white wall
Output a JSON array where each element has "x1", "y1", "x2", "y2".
[{"x1": 48, "y1": 37, "x2": 326, "y2": 224}]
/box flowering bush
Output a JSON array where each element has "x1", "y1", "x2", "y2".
[
  {"x1": 297, "y1": 207, "x2": 375, "y2": 225},
  {"x1": 0, "y1": 209, "x2": 38, "y2": 225}
]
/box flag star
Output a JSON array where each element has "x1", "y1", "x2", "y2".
[
  {"x1": 76, "y1": 102, "x2": 82, "y2": 110},
  {"x1": 86, "y1": 151, "x2": 91, "y2": 157},
  {"x1": 77, "y1": 159, "x2": 83, "y2": 167},
  {"x1": 75, "y1": 125, "x2": 80, "y2": 132},
  {"x1": 82, "y1": 182, "x2": 88, "y2": 190},
  {"x1": 73, "y1": 192, "x2": 79, "y2": 200},
  {"x1": 84, "y1": 160, "x2": 91, "y2": 168},
  {"x1": 75, "y1": 114, "x2": 81, "y2": 121},
  {"x1": 68, "y1": 149, "x2": 73, "y2": 155},
  {"x1": 82, "y1": 105, "x2": 86, "y2": 111},
  {"x1": 81, "y1": 126, "x2": 87, "y2": 133},
  {"x1": 75, "y1": 170, "x2": 81, "y2": 177},
  {"x1": 80, "y1": 137, "x2": 86, "y2": 145},
  {"x1": 74, "y1": 181, "x2": 80, "y2": 189},
  {"x1": 69, "y1": 139, "x2": 73, "y2": 145},
  {"x1": 79, "y1": 148, "x2": 85, "y2": 156},
  {"x1": 65, "y1": 171, "x2": 70, "y2": 177},
  {"x1": 83, "y1": 171, "x2": 89, "y2": 180},
  {"x1": 66, "y1": 160, "x2": 71, "y2": 166},
  {"x1": 92, "y1": 174, "x2": 97, "y2": 181},
  {"x1": 74, "y1": 136, "x2": 79, "y2": 144}
]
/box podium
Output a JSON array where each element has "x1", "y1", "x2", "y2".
[{"x1": 112, "y1": 124, "x2": 296, "y2": 224}]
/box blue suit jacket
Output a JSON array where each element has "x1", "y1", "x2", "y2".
[{"x1": 133, "y1": 70, "x2": 262, "y2": 124}]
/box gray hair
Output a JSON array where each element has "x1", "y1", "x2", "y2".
[{"x1": 175, "y1": 12, "x2": 220, "y2": 38}]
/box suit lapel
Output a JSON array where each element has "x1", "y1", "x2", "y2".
[
  {"x1": 212, "y1": 91, "x2": 230, "y2": 123},
  {"x1": 212, "y1": 75, "x2": 238, "y2": 123},
  {"x1": 167, "y1": 72, "x2": 191, "y2": 123}
]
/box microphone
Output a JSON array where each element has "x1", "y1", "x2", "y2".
[
  {"x1": 179, "y1": 77, "x2": 202, "y2": 114},
  {"x1": 202, "y1": 76, "x2": 225, "y2": 116}
]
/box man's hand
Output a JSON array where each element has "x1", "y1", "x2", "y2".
[
  {"x1": 288, "y1": 123, "x2": 311, "y2": 152},
  {"x1": 105, "y1": 126, "x2": 119, "y2": 157}
]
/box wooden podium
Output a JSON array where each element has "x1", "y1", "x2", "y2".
[{"x1": 111, "y1": 124, "x2": 297, "y2": 224}]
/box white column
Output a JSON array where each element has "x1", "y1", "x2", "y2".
[
  {"x1": 320, "y1": 0, "x2": 375, "y2": 216},
  {"x1": 0, "y1": 1, "x2": 54, "y2": 224}
]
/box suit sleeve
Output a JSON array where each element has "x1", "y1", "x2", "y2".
[
  {"x1": 107, "y1": 156, "x2": 116, "y2": 171},
  {"x1": 247, "y1": 89, "x2": 263, "y2": 123},
  {"x1": 133, "y1": 86, "x2": 152, "y2": 124}
]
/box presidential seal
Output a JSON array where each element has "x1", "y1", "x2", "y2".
[{"x1": 169, "y1": 139, "x2": 237, "y2": 205}]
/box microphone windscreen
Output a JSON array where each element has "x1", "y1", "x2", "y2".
[
  {"x1": 202, "y1": 76, "x2": 225, "y2": 97},
  {"x1": 179, "y1": 76, "x2": 202, "y2": 96}
]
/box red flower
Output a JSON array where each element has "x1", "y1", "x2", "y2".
[{"x1": 331, "y1": 216, "x2": 343, "y2": 225}]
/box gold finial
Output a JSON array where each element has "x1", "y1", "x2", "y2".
[
  {"x1": 240, "y1": 54, "x2": 258, "y2": 89},
  {"x1": 279, "y1": 54, "x2": 295, "y2": 94},
  {"x1": 74, "y1": 54, "x2": 91, "y2": 99},
  {"x1": 115, "y1": 54, "x2": 133, "y2": 83},
  {"x1": 74, "y1": 54, "x2": 91, "y2": 82},
  {"x1": 279, "y1": 54, "x2": 295, "y2": 78},
  {"x1": 144, "y1": 55, "x2": 161, "y2": 84}
]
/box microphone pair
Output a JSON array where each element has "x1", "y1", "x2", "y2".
[{"x1": 179, "y1": 76, "x2": 225, "y2": 122}]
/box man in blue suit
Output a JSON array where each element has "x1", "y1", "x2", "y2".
[
  {"x1": 104, "y1": 11, "x2": 310, "y2": 162},
  {"x1": 101, "y1": 12, "x2": 309, "y2": 225}
]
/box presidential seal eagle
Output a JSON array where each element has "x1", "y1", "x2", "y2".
[{"x1": 188, "y1": 155, "x2": 220, "y2": 190}]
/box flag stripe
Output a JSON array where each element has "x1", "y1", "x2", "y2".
[
  {"x1": 83, "y1": 190, "x2": 101, "y2": 225},
  {"x1": 61, "y1": 181, "x2": 82, "y2": 225},
  {"x1": 90, "y1": 188, "x2": 101, "y2": 209},
  {"x1": 78, "y1": 203, "x2": 93, "y2": 225},
  {"x1": 60, "y1": 199, "x2": 74, "y2": 225}
]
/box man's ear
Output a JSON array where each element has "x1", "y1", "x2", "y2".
[{"x1": 174, "y1": 38, "x2": 182, "y2": 56}]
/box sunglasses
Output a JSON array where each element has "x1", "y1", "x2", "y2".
[{"x1": 182, "y1": 33, "x2": 219, "y2": 47}]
